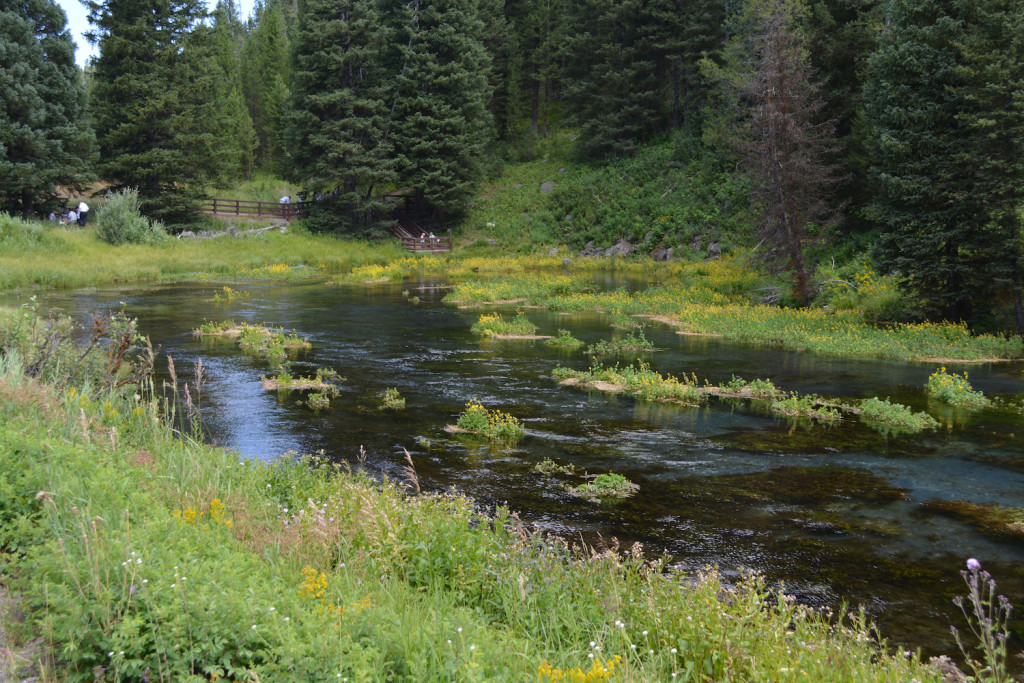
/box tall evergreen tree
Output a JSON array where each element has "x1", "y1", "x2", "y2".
[
  {"x1": 211, "y1": 0, "x2": 258, "y2": 181},
  {"x1": 863, "y1": 0, "x2": 1023, "y2": 324},
  {"x1": 563, "y1": 0, "x2": 661, "y2": 159},
  {"x1": 711, "y1": 0, "x2": 840, "y2": 304},
  {"x1": 242, "y1": 0, "x2": 290, "y2": 170},
  {"x1": 87, "y1": 0, "x2": 224, "y2": 225},
  {"x1": 284, "y1": 0, "x2": 393, "y2": 232},
  {"x1": 953, "y1": 0, "x2": 1024, "y2": 330},
  {"x1": 0, "y1": 0, "x2": 94, "y2": 218},
  {"x1": 384, "y1": 0, "x2": 493, "y2": 217}
]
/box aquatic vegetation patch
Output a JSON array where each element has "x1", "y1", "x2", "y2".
[
  {"x1": 450, "y1": 398, "x2": 526, "y2": 443},
  {"x1": 554, "y1": 361, "x2": 706, "y2": 406},
  {"x1": 926, "y1": 367, "x2": 990, "y2": 408},
  {"x1": 261, "y1": 367, "x2": 343, "y2": 393},
  {"x1": 381, "y1": 387, "x2": 405, "y2": 410},
  {"x1": 715, "y1": 376, "x2": 784, "y2": 400},
  {"x1": 712, "y1": 466, "x2": 910, "y2": 506},
  {"x1": 770, "y1": 394, "x2": 842, "y2": 422},
  {"x1": 444, "y1": 267, "x2": 1022, "y2": 361},
  {"x1": 211, "y1": 285, "x2": 250, "y2": 303},
  {"x1": 534, "y1": 457, "x2": 576, "y2": 475},
  {"x1": 855, "y1": 397, "x2": 939, "y2": 435},
  {"x1": 194, "y1": 321, "x2": 310, "y2": 362},
  {"x1": 586, "y1": 329, "x2": 656, "y2": 356},
  {"x1": 546, "y1": 329, "x2": 585, "y2": 351},
  {"x1": 471, "y1": 311, "x2": 543, "y2": 339},
  {"x1": 922, "y1": 499, "x2": 1024, "y2": 542},
  {"x1": 568, "y1": 473, "x2": 639, "y2": 501}
]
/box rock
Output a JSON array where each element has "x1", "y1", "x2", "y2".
[
  {"x1": 540, "y1": 181, "x2": 555, "y2": 194},
  {"x1": 563, "y1": 213, "x2": 573, "y2": 222},
  {"x1": 643, "y1": 231, "x2": 654, "y2": 245},
  {"x1": 486, "y1": 238, "x2": 498, "y2": 247},
  {"x1": 708, "y1": 242, "x2": 722, "y2": 259},
  {"x1": 177, "y1": 231, "x2": 195, "y2": 240},
  {"x1": 558, "y1": 167, "x2": 566, "y2": 173},
  {"x1": 665, "y1": 247, "x2": 674, "y2": 261},
  {"x1": 584, "y1": 240, "x2": 595, "y2": 250},
  {"x1": 690, "y1": 235, "x2": 703, "y2": 252},
  {"x1": 604, "y1": 238, "x2": 636, "y2": 258},
  {"x1": 561, "y1": 258, "x2": 574, "y2": 266},
  {"x1": 548, "y1": 247, "x2": 559, "y2": 256},
  {"x1": 227, "y1": 225, "x2": 239, "y2": 237},
  {"x1": 651, "y1": 242, "x2": 669, "y2": 261}
]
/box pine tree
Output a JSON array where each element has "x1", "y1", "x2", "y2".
[
  {"x1": 563, "y1": 0, "x2": 661, "y2": 159},
  {"x1": 953, "y1": 0, "x2": 1024, "y2": 330},
  {"x1": 864, "y1": 0, "x2": 997, "y2": 323},
  {"x1": 211, "y1": 0, "x2": 258, "y2": 181},
  {"x1": 711, "y1": 0, "x2": 840, "y2": 304},
  {"x1": 87, "y1": 0, "x2": 223, "y2": 226},
  {"x1": 385, "y1": 0, "x2": 493, "y2": 217},
  {"x1": 242, "y1": 0, "x2": 290, "y2": 170},
  {"x1": 0, "y1": 0, "x2": 95, "y2": 218},
  {"x1": 284, "y1": 0, "x2": 393, "y2": 233}
]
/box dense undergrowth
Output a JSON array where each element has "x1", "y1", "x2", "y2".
[{"x1": 0, "y1": 306, "x2": 959, "y2": 682}]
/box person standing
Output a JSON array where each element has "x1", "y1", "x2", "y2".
[{"x1": 77, "y1": 201, "x2": 89, "y2": 227}]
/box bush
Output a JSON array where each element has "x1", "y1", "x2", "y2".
[{"x1": 95, "y1": 188, "x2": 168, "y2": 245}]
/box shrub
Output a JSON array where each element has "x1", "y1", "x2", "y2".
[
  {"x1": 381, "y1": 387, "x2": 406, "y2": 410},
  {"x1": 857, "y1": 397, "x2": 939, "y2": 434},
  {"x1": 95, "y1": 188, "x2": 168, "y2": 245},
  {"x1": 471, "y1": 311, "x2": 538, "y2": 337}
]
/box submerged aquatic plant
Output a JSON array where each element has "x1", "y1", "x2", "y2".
[
  {"x1": 381, "y1": 387, "x2": 405, "y2": 410},
  {"x1": 951, "y1": 559, "x2": 1014, "y2": 683}
]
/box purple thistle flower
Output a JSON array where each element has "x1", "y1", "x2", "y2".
[{"x1": 966, "y1": 558, "x2": 981, "y2": 571}]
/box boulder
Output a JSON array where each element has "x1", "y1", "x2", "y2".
[
  {"x1": 540, "y1": 181, "x2": 556, "y2": 194},
  {"x1": 604, "y1": 238, "x2": 635, "y2": 258},
  {"x1": 548, "y1": 247, "x2": 559, "y2": 256},
  {"x1": 561, "y1": 257, "x2": 574, "y2": 267},
  {"x1": 690, "y1": 234, "x2": 703, "y2": 252},
  {"x1": 651, "y1": 242, "x2": 670, "y2": 261},
  {"x1": 708, "y1": 242, "x2": 722, "y2": 259},
  {"x1": 643, "y1": 231, "x2": 654, "y2": 246},
  {"x1": 486, "y1": 238, "x2": 498, "y2": 247},
  {"x1": 563, "y1": 213, "x2": 573, "y2": 222}
]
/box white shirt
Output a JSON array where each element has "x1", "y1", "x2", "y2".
[{"x1": 78, "y1": 201, "x2": 89, "y2": 213}]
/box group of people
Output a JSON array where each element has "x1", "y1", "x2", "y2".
[
  {"x1": 48, "y1": 201, "x2": 90, "y2": 227},
  {"x1": 419, "y1": 231, "x2": 438, "y2": 246}
]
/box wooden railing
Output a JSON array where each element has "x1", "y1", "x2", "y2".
[
  {"x1": 203, "y1": 198, "x2": 309, "y2": 220},
  {"x1": 401, "y1": 232, "x2": 452, "y2": 253}
]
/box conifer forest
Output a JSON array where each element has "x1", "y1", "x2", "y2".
[{"x1": 2, "y1": 0, "x2": 1023, "y2": 329}]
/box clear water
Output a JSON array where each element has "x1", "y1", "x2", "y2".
[{"x1": 23, "y1": 279, "x2": 1024, "y2": 663}]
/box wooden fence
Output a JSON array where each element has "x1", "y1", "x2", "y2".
[
  {"x1": 401, "y1": 232, "x2": 452, "y2": 253},
  {"x1": 203, "y1": 198, "x2": 309, "y2": 220}
]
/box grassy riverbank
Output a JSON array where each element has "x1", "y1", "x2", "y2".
[
  {"x1": 0, "y1": 309, "x2": 958, "y2": 681},
  {"x1": 0, "y1": 213, "x2": 404, "y2": 292}
]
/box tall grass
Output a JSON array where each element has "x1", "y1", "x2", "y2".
[
  {"x1": 0, "y1": 309, "x2": 959, "y2": 682},
  {"x1": 0, "y1": 214, "x2": 406, "y2": 291}
]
